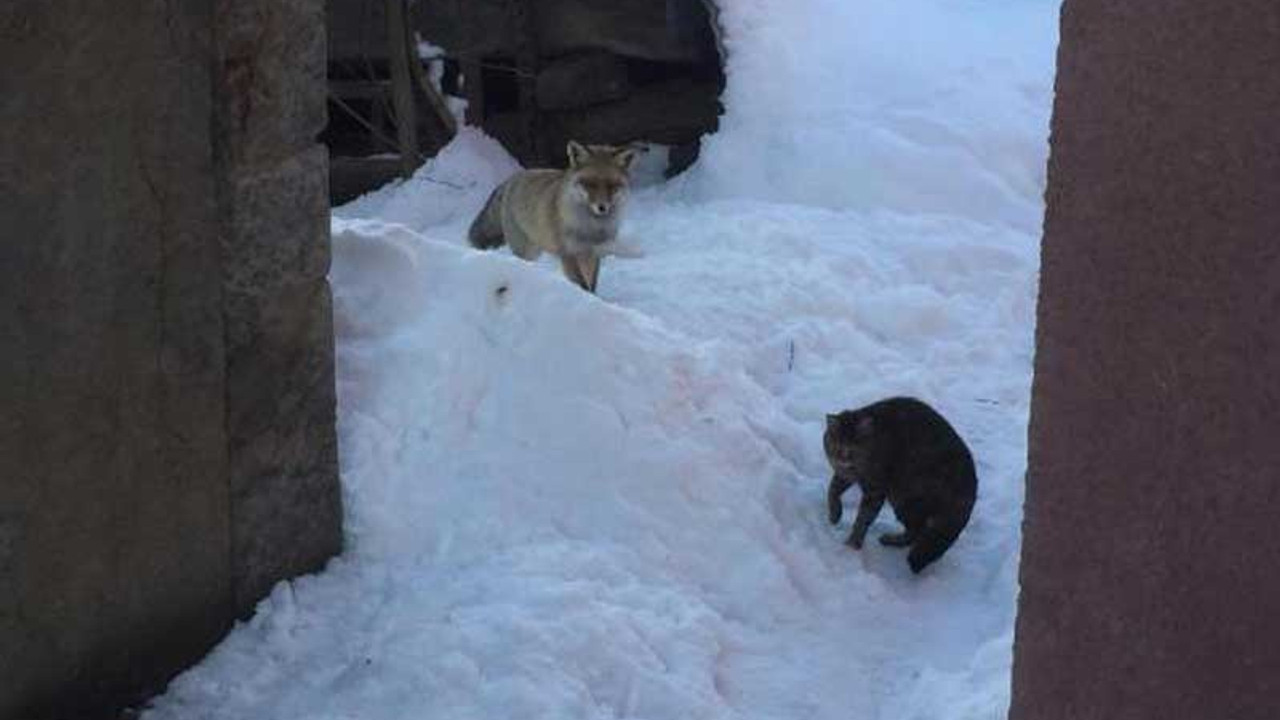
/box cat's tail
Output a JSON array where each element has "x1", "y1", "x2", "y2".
[
  {"x1": 907, "y1": 500, "x2": 974, "y2": 573},
  {"x1": 468, "y1": 184, "x2": 506, "y2": 250}
]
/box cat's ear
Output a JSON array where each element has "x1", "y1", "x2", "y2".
[
  {"x1": 856, "y1": 414, "x2": 875, "y2": 435},
  {"x1": 825, "y1": 413, "x2": 837, "y2": 427}
]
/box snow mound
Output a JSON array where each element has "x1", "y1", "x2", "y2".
[
  {"x1": 687, "y1": 0, "x2": 1057, "y2": 232},
  {"x1": 149, "y1": 195, "x2": 1036, "y2": 718}
]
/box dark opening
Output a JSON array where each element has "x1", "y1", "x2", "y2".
[
  {"x1": 323, "y1": 0, "x2": 726, "y2": 204},
  {"x1": 479, "y1": 56, "x2": 522, "y2": 114}
]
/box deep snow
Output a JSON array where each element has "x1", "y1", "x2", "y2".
[{"x1": 145, "y1": 1, "x2": 1058, "y2": 718}]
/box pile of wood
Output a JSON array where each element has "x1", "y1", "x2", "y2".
[
  {"x1": 324, "y1": 0, "x2": 725, "y2": 202},
  {"x1": 432, "y1": 0, "x2": 724, "y2": 170},
  {"x1": 325, "y1": 0, "x2": 462, "y2": 203}
]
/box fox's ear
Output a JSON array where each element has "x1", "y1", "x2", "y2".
[
  {"x1": 567, "y1": 140, "x2": 590, "y2": 168},
  {"x1": 613, "y1": 144, "x2": 643, "y2": 171}
]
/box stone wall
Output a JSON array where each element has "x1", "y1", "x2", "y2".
[
  {"x1": 213, "y1": 0, "x2": 341, "y2": 617},
  {"x1": 0, "y1": 1, "x2": 340, "y2": 717},
  {"x1": 1010, "y1": 2, "x2": 1280, "y2": 719}
]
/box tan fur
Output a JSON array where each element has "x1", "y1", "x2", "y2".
[{"x1": 468, "y1": 141, "x2": 640, "y2": 293}]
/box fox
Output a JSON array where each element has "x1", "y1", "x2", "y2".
[{"x1": 468, "y1": 140, "x2": 641, "y2": 293}]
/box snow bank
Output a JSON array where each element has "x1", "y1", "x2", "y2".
[
  {"x1": 689, "y1": 0, "x2": 1057, "y2": 232},
  {"x1": 150, "y1": 206, "x2": 1036, "y2": 719},
  {"x1": 145, "y1": 0, "x2": 1058, "y2": 718}
]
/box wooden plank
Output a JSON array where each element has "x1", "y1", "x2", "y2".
[
  {"x1": 385, "y1": 0, "x2": 419, "y2": 177},
  {"x1": 408, "y1": 51, "x2": 458, "y2": 140}
]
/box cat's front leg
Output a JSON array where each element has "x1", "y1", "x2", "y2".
[
  {"x1": 847, "y1": 490, "x2": 886, "y2": 549},
  {"x1": 827, "y1": 474, "x2": 853, "y2": 524}
]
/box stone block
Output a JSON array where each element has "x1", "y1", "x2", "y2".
[
  {"x1": 220, "y1": 145, "x2": 331, "y2": 295},
  {"x1": 224, "y1": 276, "x2": 341, "y2": 613},
  {"x1": 214, "y1": 0, "x2": 328, "y2": 167}
]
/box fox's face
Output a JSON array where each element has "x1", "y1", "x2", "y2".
[{"x1": 566, "y1": 141, "x2": 641, "y2": 219}]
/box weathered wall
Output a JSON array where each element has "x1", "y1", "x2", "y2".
[
  {"x1": 1010, "y1": 2, "x2": 1280, "y2": 719},
  {"x1": 214, "y1": 0, "x2": 341, "y2": 617},
  {"x1": 0, "y1": 0, "x2": 339, "y2": 717}
]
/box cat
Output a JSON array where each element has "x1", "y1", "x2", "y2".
[{"x1": 824, "y1": 397, "x2": 977, "y2": 573}]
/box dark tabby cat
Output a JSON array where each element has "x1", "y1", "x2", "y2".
[{"x1": 824, "y1": 397, "x2": 977, "y2": 573}]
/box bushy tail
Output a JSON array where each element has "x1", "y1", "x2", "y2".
[{"x1": 468, "y1": 184, "x2": 506, "y2": 250}]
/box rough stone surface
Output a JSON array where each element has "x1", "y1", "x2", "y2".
[
  {"x1": 0, "y1": 0, "x2": 339, "y2": 716},
  {"x1": 219, "y1": 147, "x2": 331, "y2": 297},
  {"x1": 214, "y1": 0, "x2": 328, "y2": 167},
  {"x1": 1010, "y1": 2, "x2": 1280, "y2": 719},
  {"x1": 213, "y1": 0, "x2": 341, "y2": 617},
  {"x1": 0, "y1": 1, "x2": 232, "y2": 717},
  {"x1": 224, "y1": 267, "x2": 340, "y2": 611}
]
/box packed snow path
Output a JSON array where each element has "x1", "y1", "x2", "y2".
[{"x1": 146, "y1": 1, "x2": 1057, "y2": 718}]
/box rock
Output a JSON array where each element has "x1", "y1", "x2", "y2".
[
  {"x1": 547, "y1": 77, "x2": 722, "y2": 148},
  {"x1": 536, "y1": 52, "x2": 630, "y2": 111}
]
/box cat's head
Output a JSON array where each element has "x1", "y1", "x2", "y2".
[{"x1": 823, "y1": 410, "x2": 875, "y2": 475}]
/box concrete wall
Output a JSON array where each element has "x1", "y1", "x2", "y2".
[
  {"x1": 0, "y1": 1, "x2": 339, "y2": 717},
  {"x1": 1010, "y1": 2, "x2": 1280, "y2": 719}
]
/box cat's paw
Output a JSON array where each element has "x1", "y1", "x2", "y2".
[
  {"x1": 879, "y1": 531, "x2": 913, "y2": 547},
  {"x1": 845, "y1": 535, "x2": 864, "y2": 550}
]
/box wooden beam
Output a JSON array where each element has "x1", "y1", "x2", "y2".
[
  {"x1": 385, "y1": 0, "x2": 419, "y2": 177},
  {"x1": 408, "y1": 51, "x2": 458, "y2": 140}
]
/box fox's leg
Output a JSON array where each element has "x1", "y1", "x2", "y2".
[
  {"x1": 827, "y1": 474, "x2": 853, "y2": 524},
  {"x1": 578, "y1": 255, "x2": 601, "y2": 293},
  {"x1": 847, "y1": 490, "x2": 885, "y2": 549},
  {"x1": 558, "y1": 255, "x2": 590, "y2": 290},
  {"x1": 504, "y1": 225, "x2": 540, "y2": 261}
]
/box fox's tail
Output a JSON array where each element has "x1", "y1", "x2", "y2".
[{"x1": 468, "y1": 184, "x2": 506, "y2": 250}]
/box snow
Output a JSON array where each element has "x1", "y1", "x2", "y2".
[{"x1": 144, "y1": 1, "x2": 1058, "y2": 718}]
